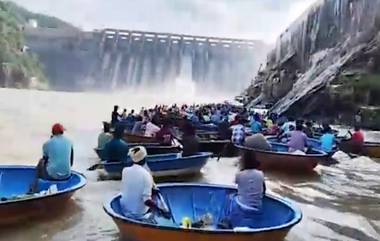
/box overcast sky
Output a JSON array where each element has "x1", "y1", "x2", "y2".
[{"x1": 11, "y1": 0, "x2": 317, "y2": 43}]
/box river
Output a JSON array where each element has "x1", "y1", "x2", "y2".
[{"x1": 0, "y1": 88, "x2": 379, "y2": 241}]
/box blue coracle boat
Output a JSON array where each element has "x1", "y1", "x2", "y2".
[
  {"x1": 0, "y1": 166, "x2": 86, "y2": 225},
  {"x1": 104, "y1": 183, "x2": 302, "y2": 241},
  {"x1": 103, "y1": 152, "x2": 212, "y2": 178},
  {"x1": 266, "y1": 136, "x2": 337, "y2": 153}
]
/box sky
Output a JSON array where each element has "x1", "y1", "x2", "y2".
[{"x1": 11, "y1": 0, "x2": 317, "y2": 43}]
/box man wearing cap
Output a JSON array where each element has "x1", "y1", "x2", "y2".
[
  {"x1": 120, "y1": 146, "x2": 170, "y2": 221},
  {"x1": 31, "y1": 123, "x2": 73, "y2": 192}
]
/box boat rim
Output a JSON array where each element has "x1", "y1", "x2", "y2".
[
  {"x1": 103, "y1": 183, "x2": 303, "y2": 234},
  {"x1": 0, "y1": 165, "x2": 87, "y2": 205},
  {"x1": 101, "y1": 152, "x2": 213, "y2": 165},
  {"x1": 236, "y1": 144, "x2": 328, "y2": 157}
]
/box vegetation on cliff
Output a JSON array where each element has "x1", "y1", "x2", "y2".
[{"x1": 0, "y1": 1, "x2": 48, "y2": 88}]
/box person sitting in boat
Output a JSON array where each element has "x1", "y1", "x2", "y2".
[
  {"x1": 218, "y1": 118, "x2": 232, "y2": 140},
  {"x1": 103, "y1": 125, "x2": 129, "y2": 163},
  {"x1": 244, "y1": 133, "x2": 271, "y2": 151},
  {"x1": 97, "y1": 122, "x2": 112, "y2": 149},
  {"x1": 120, "y1": 146, "x2": 170, "y2": 221},
  {"x1": 287, "y1": 122, "x2": 308, "y2": 153},
  {"x1": 131, "y1": 116, "x2": 144, "y2": 135},
  {"x1": 31, "y1": 123, "x2": 73, "y2": 192},
  {"x1": 121, "y1": 109, "x2": 128, "y2": 120},
  {"x1": 111, "y1": 105, "x2": 121, "y2": 127},
  {"x1": 181, "y1": 121, "x2": 200, "y2": 157},
  {"x1": 231, "y1": 117, "x2": 246, "y2": 145},
  {"x1": 304, "y1": 121, "x2": 314, "y2": 138},
  {"x1": 348, "y1": 125, "x2": 365, "y2": 154},
  {"x1": 156, "y1": 120, "x2": 176, "y2": 146},
  {"x1": 227, "y1": 150, "x2": 266, "y2": 228},
  {"x1": 144, "y1": 120, "x2": 160, "y2": 137},
  {"x1": 250, "y1": 115, "x2": 262, "y2": 134},
  {"x1": 320, "y1": 126, "x2": 336, "y2": 154}
]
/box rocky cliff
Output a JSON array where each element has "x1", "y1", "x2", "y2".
[{"x1": 247, "y1": 0, "x2": 380, "y2": 129}]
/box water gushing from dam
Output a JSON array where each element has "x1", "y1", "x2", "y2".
[{"x1": 24, "y1": 28, "x2": 268, "y2": 93}]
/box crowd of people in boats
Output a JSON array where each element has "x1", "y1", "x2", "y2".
[
  {"x1": 25, "y1": 102, "x2": 367, "y2": 229},
  {"x1": 100, "y1": 103, "x2": 367, "y2": 158}
]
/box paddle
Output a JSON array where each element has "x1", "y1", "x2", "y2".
[
  {"x1": 217, "y1": 142, "x2": 230, "y2": 162},
  {"x1": 87, "y1": 163, "x2": 104, "y2": 171},
  {"x1": 154, "y1": 189, "x2": 176, "y2": 223}
]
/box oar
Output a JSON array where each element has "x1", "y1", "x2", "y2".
[
  {"x1": 217, "y1": 142, "x2": 230, "y2": 162},
  {"x1": 87, "y1": 163, "x2": 104, "y2": 171},
  {"x1": 155, "y1": 189, "x2": 176, "y2": 223}
]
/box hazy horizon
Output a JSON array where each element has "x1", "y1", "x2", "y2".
[{"x1": 11, "y1": 0, "x2": 317, "y2": 43}]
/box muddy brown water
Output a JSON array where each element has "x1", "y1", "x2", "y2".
[{"x1": 0, "y1": 88, "x2": 379, "y2": 241}]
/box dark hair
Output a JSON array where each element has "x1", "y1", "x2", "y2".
[
  {"x1": 306, "y1": 121, "x2": 313, "y2": 127},
  {"x1": 240, "y1": 150, "x2": 260, "y2": 170},
  {"x1": 103, "y1": 122, "x2": 111, "y2": 133},
  {"x1": 296, "y1": 124, "x2": 303, "y2": 131},
  {"x1": 113, "y1": 124, "x2": 124, "y2": 139},
  {"x1": 354, "y1": 125, "x2": 361, "y2": 131},
  {"x1": 113, "y1": 105, "x2": 119, "y2": 111}
]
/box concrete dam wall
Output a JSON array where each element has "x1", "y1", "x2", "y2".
[{"x1": 25, "y1": 28, "x2": 268, "y2": 92}]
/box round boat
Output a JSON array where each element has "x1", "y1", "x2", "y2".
[
  {"x1": 199, "y1": 140, "x2": 239, "y2": 157},
  {"x1": 94, "y1": 144, "x2": 181, "y2": 159},
  {"x1": 0, "y1": 166, "x2": 86, "y2": 225},
  {"x1": 103, "y1": 152, "x2": 212, "y2": 178},
  {"x1": 266, "y1": 136, "x2": 338, "y2": 154},
  {"x1": 237, "y1": 143, "x2": 328, "y2": 172},
  {"x1": 338, "y1": 140, "x2": 380, "y2": 158},
  {"x1": 104, "y1": 183, "x2": 302, "y2": 241}
]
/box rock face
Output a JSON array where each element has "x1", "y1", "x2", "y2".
[{"x1": 248, "y1": 0, "x2": 380, "y2": 128}]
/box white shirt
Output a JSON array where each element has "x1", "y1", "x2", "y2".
[
  {"x1": 120, "y1": 164, "x2": 154, "y2": 217},
  {"x1": 235, "y1": 169, "x2": 264, "y2": 210},
  {"x1": 145, "y1": 122, "x2": 160, "y2": 137}
]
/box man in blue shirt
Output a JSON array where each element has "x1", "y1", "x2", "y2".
[
  {"x1": 320, "y1": 126, "x2": 336, "y2": 154},
  {"x1": 250, "y1": 116, "x2": 262, "y2": 134},
  {"x1": 103, "y1": 125, "x2": 129, "y2": 163},
  {"x1": 31, "y1": 123, "x2": 73, "y2": 192}
]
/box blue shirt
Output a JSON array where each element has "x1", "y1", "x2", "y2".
[
  {"x1": 320, "y1": 133, "x2": 335, "y2": 153},
  {"x1": 250, "y1": 120, "x2": 262, "y2": 134},
  {"x1": 43, "y1": 135, "x2": 73, "y2": 180},
  {"x1": 104, "y1": 138, "x2": 130, "y2": 163}
]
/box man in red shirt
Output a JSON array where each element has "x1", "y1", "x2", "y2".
[{"x1": 349, "y1": 126, "x2": 364, "y2": 154}]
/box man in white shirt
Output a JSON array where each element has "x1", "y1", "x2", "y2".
[{"x1": 120, "y1": 146, "x2": 170, "y2": 221}]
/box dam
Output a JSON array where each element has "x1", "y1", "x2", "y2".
[{"x1": 24, "y1": 28, "x2": 268, "y2": 92}]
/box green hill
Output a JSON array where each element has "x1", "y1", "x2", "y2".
[
  {"x1": 0, "y1": 1, "x2": 50, "y2": 88},
  {"x1": 4, "y1": 1, "x2": 76, "y2": 29}
]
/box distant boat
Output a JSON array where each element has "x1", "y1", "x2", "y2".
[
  {"x1": 266, "y1": 136, "x2": 338, "y2": 153},
  {"x1": 0, "y1": 166, "x2": 86, "y2": 225},
  {"x1": 123, "y1": 133, "x2": 157, "y2": 143},
  {"x1": 338, "y1": 140, "x2": 380, "y2": 158},
  {"x1": 102, "y1": 152, "x2": 212, "y2": 178},
  {"x1": 94, "y1": 144, "x2": 181, "y2": 159},
  {"x1": 237, "y1": 143, "x2": 328, "y2": 172},
  {"x1": 104, "y1": 183, "x2": 302, "y2": 241}
]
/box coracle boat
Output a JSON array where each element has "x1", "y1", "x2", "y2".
[
  {"x1": 0, "y1": 166, "x2": 86, "y2": 225},
  {"x1": 237, "y1": 143, "x2": 328, "y2": 172},
  {"x1": 94, "y1": 144, "x2": 181, "y2": 159},
  {"x1": 123, "y1": 133, "x2": 157, "y2": 143},
  {"x1": 103, "y1": 152, "x2": 212, "y2": 178},
  {"x1": 338, "y1": 140, "x2": 380, "y2": 158},
  {"x1": 266, "y1": 136, "x2": 337, "y2": 153},
  {"x1": 199, "y1": 140, "x2": 239, "y2": 157},
  {"x1": 104, "y1": 183, "x2": 302, "y2": 241}
]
